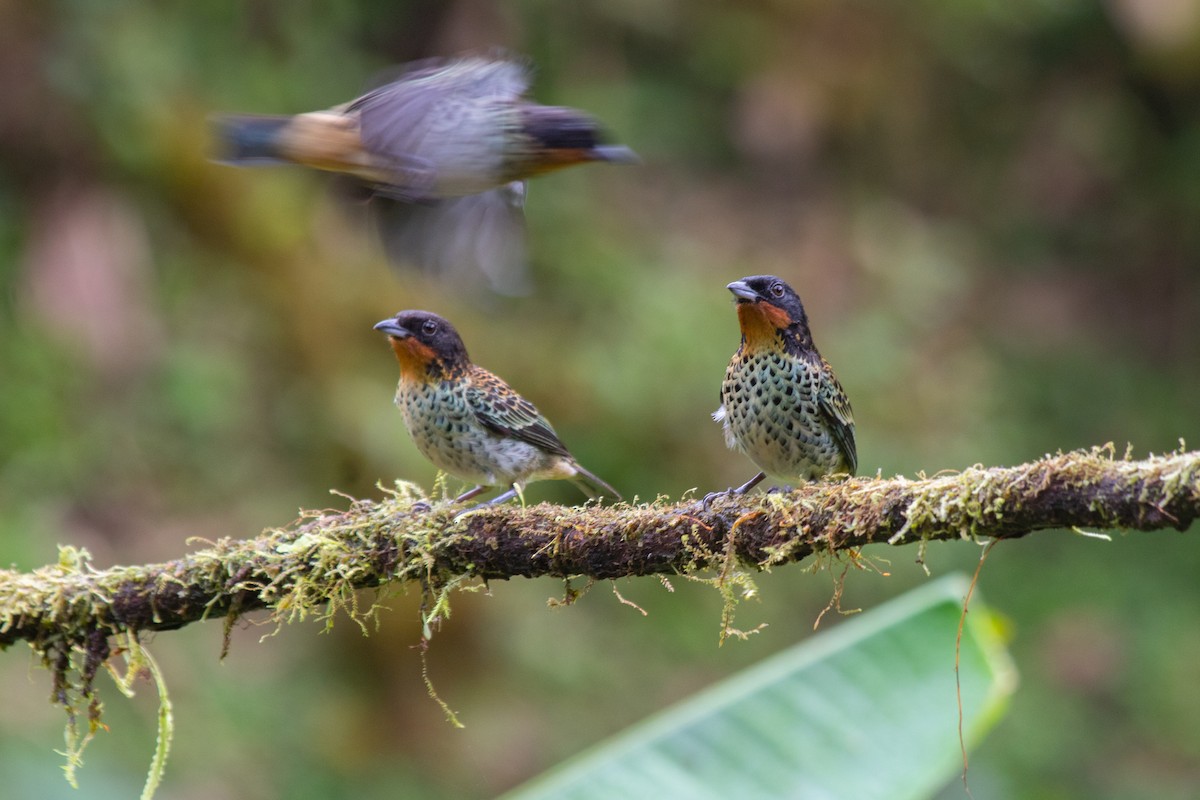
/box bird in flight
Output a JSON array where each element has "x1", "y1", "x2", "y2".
[{"x1": 214, "y1": 54, "x2": 637, "y2": 295}]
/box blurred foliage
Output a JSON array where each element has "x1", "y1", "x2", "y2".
[{"x1": 1, "y1": 0, "x2": 1198, "y2": 797}]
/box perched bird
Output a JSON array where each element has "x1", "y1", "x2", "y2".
[
  {"x1": 711, "y1": 275, "x2": 856, "y2": 497},
  {"x1": 374, "y1": 310, "x2": 620, "y2": 506},
  {"x1": 215, "y1": 54, "x2": 638, "y2": 294}
]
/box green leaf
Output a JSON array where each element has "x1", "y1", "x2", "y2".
[{"x1": 505, "y1": 574, "x2": 1016, "y2": 800}]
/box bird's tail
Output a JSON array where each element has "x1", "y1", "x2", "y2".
[
  {"x1": 570, "y1": 464, "x2": 622, "y2": 503},
  {"x1": 211, "y1": 114, "x2": 294, "y2": 164}
]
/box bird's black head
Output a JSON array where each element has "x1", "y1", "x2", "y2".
[
  {"x1": 727, "y1": 275, "x2": 813, "y2": 350},
  {"x1": 374, "y1": 310, "x2": 469, "y2": 376},
  {"x1": 520, "y1": 106, "x2": 639, "y2": 173}
]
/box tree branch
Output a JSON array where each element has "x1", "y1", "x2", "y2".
[{"x1": 2, "y1": 446, "x2": 1196, "y2": 655}]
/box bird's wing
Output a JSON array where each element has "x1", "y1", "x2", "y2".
[
  {"x1": 390, "y1": 55, "x2": 530, "y2": 100},
  {"x1": 350, "y1": 56, "x2": 529, "y2": 116},
  {"x1": 465, "y1": 367, "x2": 573, "y2": 458},
  {"x1": 348, "y1": 56, "x2": 531, "y2": 193},
  {"x1": 816, "y1": 361, "x2": 857, "y2": 474},
  {"x1": 372, "y1": 182, "x2": 530, "y2": 295}
]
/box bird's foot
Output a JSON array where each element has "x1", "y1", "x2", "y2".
[
  {"x1": 452, "y1": 485, "x2": 519, "y2": 522},
  {"x1": 701, "y1": 488, "x2": 735, "y2": 511},
  {"x1": 703, "y1": 472, "x2": 768, "y2": 509}
]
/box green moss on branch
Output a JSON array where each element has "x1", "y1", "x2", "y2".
[
  {"x1": 0, "y1": 445, "x2": 1197, "y2": 794},
  {"x1": 2, "y1": 446, "x2": 1198, "y2": 653}
]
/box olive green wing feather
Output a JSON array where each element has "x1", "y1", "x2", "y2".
[
  {"x1": 817, "y1": 360, "x2": 857, "y2": 475},
  {"x1": 465, "y1": 367, "x2": 572, "y2": 458}
]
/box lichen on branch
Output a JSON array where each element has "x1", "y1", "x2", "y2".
[
  {"x1": 0, "y1": 445, "x2": 1197, "y2": 795},
  {"x1": 3, "y1": 445, "x2": 1199, "y2": 650}
]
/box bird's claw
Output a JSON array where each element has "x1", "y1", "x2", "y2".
[{"x1": 701, "y1": 489, "x2": 734, "y2": 511}]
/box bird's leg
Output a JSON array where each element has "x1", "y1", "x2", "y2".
[
  {"x1": 485, "y1": 485, "x2": 520, "y2": 506},
  {"x1": 702, "y1": 471, "x2": 767, "y2": 509},
  {"x1": 454, "y1": 485, "x2": 490, "y2": 503},
  {"x1": 733, "y1": 472, "x2": 768, "y2": 495},
  {"x1": 454, "y1": 484, "x2": 520, "y2": 521}
]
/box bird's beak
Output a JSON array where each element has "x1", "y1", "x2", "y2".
[
  {"x1": 727, "y1": 280, "x2": 760, "y2": 303},
  {"x1": 589, "y1": 144, "x2": 640, "y2": 165},
  {"x1": 373, "y1": 319, "x2": 411, "y2": 338}
]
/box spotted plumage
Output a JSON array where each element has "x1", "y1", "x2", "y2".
[
  {"x1": 712, "y1": 275, "x2": 856, "y2": 496},
  {"x1": 374, "y1": 310, "x2": 620, "y2": 506},
  {"x1": 214, "y1": 54, "x2": 637, "y2": 294}
]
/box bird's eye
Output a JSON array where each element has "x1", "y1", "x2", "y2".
[
  {"x1": 770, "y1": 283, "x2": 785, "y2": 298},
  {"x1": 421, "y1": 320, "x2": 438, "y2": 336}
]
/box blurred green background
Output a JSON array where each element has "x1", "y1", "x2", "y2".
[{"x1": 2, "y1": 1, "x2": 1199, "y2": 798}]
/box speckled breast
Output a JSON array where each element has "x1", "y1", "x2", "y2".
[
  {"x1": 395, "y1": 379, "x2": 543, "y2": 486},
  {"x1": 720, "y1": 350, "x2": 844, "y2": 481}
]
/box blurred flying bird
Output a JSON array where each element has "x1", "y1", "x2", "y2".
[
  {"x1": 374, "y1": 310, "x2": 621, "y2": 506},
  {"x1": 711, "y1": 275, "x2": 856, "y2": 499},
  {"x1": 214, "y1": 54, "x2": 637, "y2": 294}
]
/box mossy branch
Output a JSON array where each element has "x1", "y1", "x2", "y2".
[
  {"x1": 2, "y1": 446, "x2": 1198, "y2": 655},
  {"x1": 2, "y1": 445, "x2": 1197, "y2": 795}
]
